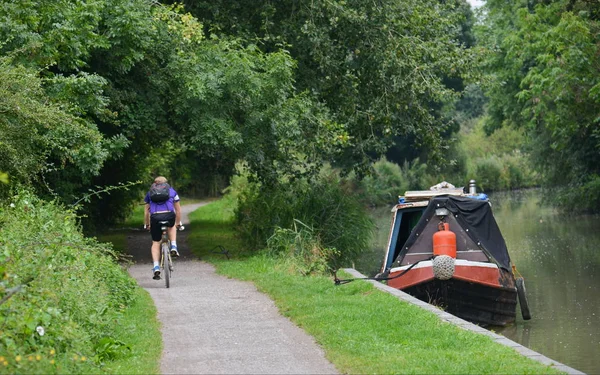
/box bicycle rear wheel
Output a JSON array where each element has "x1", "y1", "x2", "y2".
[{"x1": 161, "y1": 242, "x2": 171, "y2": 288}]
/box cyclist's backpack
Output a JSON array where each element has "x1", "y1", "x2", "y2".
[{"x1": 149, "y1": 182, "x2": 171, "y2": 203}]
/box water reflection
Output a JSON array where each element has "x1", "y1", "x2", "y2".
[
  {"x1": 360, "y1": 190, "x2": 600, "y2": 374},
  {"x1": 491, "y1": 190, "x2": 600, "y2": 374}
]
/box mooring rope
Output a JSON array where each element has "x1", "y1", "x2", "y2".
[{"x1": 333, "y1": 257, "x2": 432, "y2": 285}]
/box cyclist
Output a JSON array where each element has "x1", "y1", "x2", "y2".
[{"x1": 144, "y1": 176, "x2": 182, "y2": 280}]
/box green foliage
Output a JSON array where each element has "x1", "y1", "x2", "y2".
[
  {"x1": 0, "y1": 191, "x2": 137, "y2": 374},
  {"x1": 478, "y1": 0, "x2": 600, "y2": 208},
  {"x1": 472, "y1": 155, "x2": 504, "y2": 191},
  {"x1": 0, "y1": 0, "x2": 482, "y2": 228},
  {"x1": 0, "y1": 0, "x2": 155, "y2": 210},
  {"x1": 99, "y1": 287, "x2": 161, "y2": 374},
  {"x1": 180, "y1": 0, "x2": 476, "y2": 173},
  {"x1": 453, "y1": 84, "x2": 488, "y2": 123},
  {"x1": 93, "y1": 337, "x2": 131, "y2": 363},
  {"x1": 458, "y1": 119, "x2": 539, "y2": 191},
  {"x1": 72, "y1": 181, "x2": 142, "y2": 208},
  {"x1": 356, "y1": 158, "x2": 431, "y2": 206},
  {"x1": 233, "y1": 170, "x2": 373, "y2": 268},
  {"x1": 0, "y1": 58, "x2": 110, "y2": 200},
  {"x1": 358, "y1": 159, "x2": 408, "y2": 206},
  {"x1": 186, "y1": 197, "x2": 242, "y2": 261},
  {"x1": 166, "y1": 37, "x2": 339, "y2": 185},
  {"x1": 267, "y1": 220, "x2": 340, "y2": 276},
  {"x1": 0, "y1": 0, "x2": 345, "y2": 228},
  {"x1": 551, "y1": 175, "x2": 600, "y2": 213}
]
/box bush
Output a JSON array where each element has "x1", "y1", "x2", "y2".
[
  {"x1": 267, "y1": 220, "x2": 340, "y2": 275},
  {"x1": 0, "y1": 192, "x2": 137, "y2": 374},
  {"x1": 357, "y1": 158, "x2": 431, "y2": 206},
  {"x1": 358, "y1": 159, "x2": 407, "y2": 206},
  {"x1": 466, "y1": 152, "x2": 539, "y2": 192},
  {"x1": 472, "y1": 155, "x2": 506, "y2": 191},
  {"x1": 233, "y1": 171, "x2": 373, "y2": 270},
  {"x1": 457, "y1": 118, "x2": 539, "y2": 192},
  {"x1": 552, "y1": 174, "x2": 600, "y2": 213}
]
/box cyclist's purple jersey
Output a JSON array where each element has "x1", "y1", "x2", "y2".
[{"x1": 144, "y1": 187, "x2": 180, "y2": 214}]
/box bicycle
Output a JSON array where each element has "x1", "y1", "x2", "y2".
[
  {"x1": 157, "y1": 220, "x2": 184, "y2": 288},
  {"x1": 156, "y1": 221, "x2": 172, "y2": 288}
]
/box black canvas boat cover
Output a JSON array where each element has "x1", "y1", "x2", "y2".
[{"x1": 400, "y1": 195, "x2": 512, "y2": 271}]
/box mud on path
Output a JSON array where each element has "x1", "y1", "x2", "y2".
[{"x1": 126, "y1": 202, "x2": 338, "y2": 374}]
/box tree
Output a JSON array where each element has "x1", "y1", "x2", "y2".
[
  {"x1": 0, "y1": 57, "x2": 111, "y2": 199},
  {"x1": 478, "y1": 0, "x2": 600, "y2": 209},
  {"x1": 0, "y1": 1, "x2": 339, "y2": 226},
  {"x1": 169, "y1": 0, "x2": 476, "y2": 174}
]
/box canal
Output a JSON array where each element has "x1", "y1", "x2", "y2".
[{"x1": 357, "y1": 189, "x2": 600, "y2": 374}]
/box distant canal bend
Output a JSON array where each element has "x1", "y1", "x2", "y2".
[{"x1": 357, "y1": 190, "x2": 600, "y2": 374}]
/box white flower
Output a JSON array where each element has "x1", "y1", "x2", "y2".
[
  {"x1": 9, "y1": 203, "x2": 15, "y2": 208},
  {"x1": 23, "y1": 201, "x2": 29, "y2": 205},
  {"x1": 36, "y1": 326, "x2": 45, "y2": 336}
]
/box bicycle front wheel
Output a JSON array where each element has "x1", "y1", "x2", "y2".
[{"x1": 161, "y1": 242, "x2": 171, "y2": 288}]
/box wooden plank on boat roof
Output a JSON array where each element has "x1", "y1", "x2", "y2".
[
  {"x1": 393, "y1": 200, "x2": 429, "y2": 211},
  {"x1": 404, "y1": 188, "x2": 464, "y2": 201}
]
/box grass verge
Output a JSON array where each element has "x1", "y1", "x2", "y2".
[
  {"x1": 186, "y1": 196, "x2": 242, "y2": 259},
  {"x1": 102, "y1": 287, "x2": 161, "y2": 374},
  {"x1": 187, "y1": 198, "x2": 563, "y2": 375}
]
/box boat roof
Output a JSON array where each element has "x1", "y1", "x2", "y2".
[{"x1": 399, "y1": 195, "x2": 512, "y2": 271}]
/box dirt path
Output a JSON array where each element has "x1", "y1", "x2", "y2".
[{"x1": 126, "y1": 202, "x2": 338, "y2": 374}]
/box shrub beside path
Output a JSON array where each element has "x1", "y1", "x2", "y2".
[{"x1": 126, "y1": 202, "x2": 338, "y2": 374}]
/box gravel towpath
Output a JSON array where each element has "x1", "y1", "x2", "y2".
[{"x1": 126, "y1": 202, "x2": 338, "y2": 374}]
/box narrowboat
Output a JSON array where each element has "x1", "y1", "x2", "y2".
[{"x1": 377, "y1": 181, "x2": 530, "y2": 326}]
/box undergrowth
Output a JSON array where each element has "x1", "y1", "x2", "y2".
[
  {"x1": 0, "y1": 191, "x2": 139, "y2": 374},
  {"x1": 231, "y1": 169, "x2": 373, "y2": 270}
]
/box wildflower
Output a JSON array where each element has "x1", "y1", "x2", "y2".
[
  {"x1": 9, "y1": 203, "x2": 15, "y2": 208},
  {"x1": 50, "y1": 349, "x2": 55, "y2": 356},
  {"x1": 36, "y1": 326, "x2": 45, "y2": 336},
  {"x1": 0, "y1": 357, "x2": 4, "y2": 362},
  {"x1": 28, "y1": 356, "x2": 34, "y2": 361},
  {"x1": 36, "y1": 355, "x2": 41, "y2": 361},
  {"x1": 50, "y1": 359, "x2": 55, "y2": 365},
  {"x1": 2, "y1": 361, "x2": 7, "y2": 366},
  {"x1": 15, "y1": 355, "x2": 21, "y2": 362},
  {"x1": 81, "y1": 356, "x2": 87, "y2": 362}
]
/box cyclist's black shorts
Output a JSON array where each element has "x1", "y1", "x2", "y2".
[{"x1": 150, "y1": 211, "x2": 176, "y2": 242}]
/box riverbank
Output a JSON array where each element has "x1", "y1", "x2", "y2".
[
  {"x1": 343, "y1": 268, "x2": 583, "y2": 375},
  {"x1": 187, "y1": 198, "x2": 564, "y2": 374}
]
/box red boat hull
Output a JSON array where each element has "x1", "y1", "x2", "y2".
[{"x1": 387, "y1": 261, "x2": 517, "y2": 326}]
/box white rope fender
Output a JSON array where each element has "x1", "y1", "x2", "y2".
[{"x1": 432, "y1": 255, "x2": 455, "y2": 280}]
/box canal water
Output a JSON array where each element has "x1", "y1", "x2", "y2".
[{"x1": 357, "y1": 190, "x2": 600, "y2": 374}]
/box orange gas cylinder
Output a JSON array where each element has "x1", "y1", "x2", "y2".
[{"x1": 433, "y1": 223, "x2": 456, "y2": 258}]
